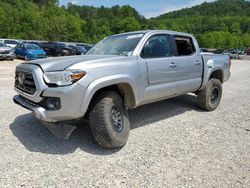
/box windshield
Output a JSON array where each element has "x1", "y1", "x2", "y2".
[
  {"x1": 25, "y1": 44, "x2": 41, "y2": 50},
  {"x1": 57, "y1": 43, "x2": 66, "y2": 47},
  {"x1": 5, "y1": 40, "x2": 18, "y2": 44},
  {"x1": 0, "y1": 43, "x2": 7, "y2": 47},
  {"x1": 75, "y1": 46, "x2": 86, "y2": 53},
  {"x1": 86, "y1": 33, "x2": 144, "y2": 56}
]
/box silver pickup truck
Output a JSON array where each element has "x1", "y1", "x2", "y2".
[{"x1": 13, "y1": 30, "x2": 231, "y2": 148}]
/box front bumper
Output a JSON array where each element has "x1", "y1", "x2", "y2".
[
  {"x1": 13, "y1": 95, "x2": 78, "y2": 139},
  {"x1": 14, "y1": 82, "x2": 86, "y2": 122},
  {"x1": 13, "y1": 95, "x2": 50, "y2": 121},
  {"x1": 14, "y1": 63, "x2": 87, "y2": 122},
  {"x1": 27, "y1": 54, "x2": 46, "y2": 60},
  {"x1": 0, "y1": 53, "x2": 15, "y2": 59}
]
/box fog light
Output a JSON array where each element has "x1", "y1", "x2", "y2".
[{"x1": 45, "y1": 98, "x2": 61, "y2": 111}]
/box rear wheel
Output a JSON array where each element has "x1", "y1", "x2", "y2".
[
  {"x1": 89, "y1": 91, "x2": 130, "y2": 148},
  {"x1": 197, "y1": 78, "x2": 222, "y2": 111}
]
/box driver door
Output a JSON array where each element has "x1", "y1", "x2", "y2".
[{"x1": 141, "y1": 34, "x2": 180, "y2": 101}]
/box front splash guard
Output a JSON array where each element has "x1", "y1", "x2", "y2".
[{"x1": 41, "y1": 121, "x2": 77, "y2": 139}]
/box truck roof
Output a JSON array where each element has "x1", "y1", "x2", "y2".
[{"x1": 112, "y1": 30, "x2": 194, "y2": 38}]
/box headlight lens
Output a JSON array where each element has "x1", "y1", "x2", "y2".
[
  {"x1": 62, "y1": 50, "x2": 69, "y2": 54},
  {"x1": 43, "y1": 70, "x2": 85, "y2": 86}
]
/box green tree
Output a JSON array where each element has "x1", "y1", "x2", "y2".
[
  {"x1": 230, "y1": 22, "x2": 241, "y2": 34},
  {"x1": 112, "y1": 17, "x2": 140, "y2": 33},
  {"x1": 0, "y1": 0, "x2": 249, "y2": 48}
]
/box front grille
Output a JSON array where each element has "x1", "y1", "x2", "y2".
[
  {"x1": 0, "y1": 50, "x2": 11, "y2": 54},
  {"x1": 15, "y1": 71, "x2": 36, "y2": 95}
]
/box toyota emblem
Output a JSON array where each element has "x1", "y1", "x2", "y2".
[{"x1": 18, "y1": 73, "x2": 25, "y2": 85}]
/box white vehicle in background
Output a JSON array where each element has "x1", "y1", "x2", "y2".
[
  {"x1": 0, "y1": 42, "x2": 15, "y2": 60},
  {"x1": 223, "y1": 50, "x2": 240, "y2": 60},
  {"x1": 0, "y1": 39, "x2": 19, "y2": 48}
]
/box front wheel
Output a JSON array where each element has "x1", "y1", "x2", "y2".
[
  {"x1": 24, "y1": 55, "x2": 29, "y2": 61},
  {"x1": 89, "y1": 91, "x2": 130, "y2": 148},
  {"x1": 197, "y1": 78, "x2": 222, "y2": 111}
]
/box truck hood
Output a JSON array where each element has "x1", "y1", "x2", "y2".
[{"x1": 27, "y1": 55, "x2": 125, "y2": 72}]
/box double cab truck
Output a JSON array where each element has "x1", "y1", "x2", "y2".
[{"x1": 13, "y1": 30, "x2": 231, "y2": 148}]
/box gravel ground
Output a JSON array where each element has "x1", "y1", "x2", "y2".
[{"x1": 0, "y1": 59, "x2": 249, "y2": 187}]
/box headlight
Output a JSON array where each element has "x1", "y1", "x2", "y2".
[
  {"x1": 62, "y1": 50, "x2": 69, "y2": 54},
  {"x1": 43, "y1": 70, "x2": 86, "y2": 86}
]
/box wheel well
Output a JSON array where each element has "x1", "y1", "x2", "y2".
[
  {"x1": 210, "y1": 70, "x2": 223, "y2": 83},
  {"x1": 90, "y1": 83, "x2": 136, "y2": 110}
]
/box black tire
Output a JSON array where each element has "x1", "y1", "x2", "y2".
[
  {"x1": 24, "y1": 55, "x2": 28, "y2": 61},
  {"x1": 197, "y1": 78, "x2": 222, "y2": 111},
  {"x1": 89, "y1": 91, "x2": 130, "y2": 148}
]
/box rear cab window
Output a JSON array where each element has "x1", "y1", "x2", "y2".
[{"x1": 174, "y1": 36, "x2": 196, "y2": 56}]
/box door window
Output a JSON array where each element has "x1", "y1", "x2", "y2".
[
  {"x1": 174, "y1": 36, "x2": 195, "y2": 56},
  {"x1": 141, "y1": 34, "x2": 172, "y2": 58}
]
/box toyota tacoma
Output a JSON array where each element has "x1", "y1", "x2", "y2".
[{"x1": 13, "y1": 30, "x2": 231, "y2": 148}]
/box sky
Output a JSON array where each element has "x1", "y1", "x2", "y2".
[{"x1": 59, "y1": 0, "x2": 216, "y2": 18}]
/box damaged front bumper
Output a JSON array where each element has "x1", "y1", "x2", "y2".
[
  {"x1": 13, "y1": 63, "x2": 89, "y2": 139},
  {"x1": 13, "y1": 95, "x2": 77, "y2": 139}
]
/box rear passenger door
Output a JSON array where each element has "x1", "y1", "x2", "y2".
[{"x1": 170, "y1": 35, "x2": 203, "y2": 92}]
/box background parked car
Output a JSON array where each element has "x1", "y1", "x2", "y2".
[
  {"x1": 39, "y1": 42, "x2": 76, "y2": 56},
  {"x1": 14, "y1": 43, "x2": 46, "y2": 61},
  {"x1": 0, "y1": 42, "x2": 15, "y2": 60},
  {"x1": 223, "y1": 50, "x2": 240, "y2": 59},
  {"x1": 75, "y1": 43, "x2": 93, "y2": 51},
  {"x1": 23, "y1": 41, "x2": 40, "y2": 46},
  {"x1": 68, "y1": 44, "x2": 87, "y2": 55},
  {"x1": 200, "y1": 48, "x2": 209, "y2": 53},
  {"x1": 235, "y1": 49, "x2": 245, "y2": 55},
  {"x1": 245, "y1": 48, "x2": 250, "y2": 55},
  {"x1": 213, "y1": 49, "x2": 224, "y2": 54},
  {"x1": 1, "y1": 39, "x2": 19, "y2": 48}
]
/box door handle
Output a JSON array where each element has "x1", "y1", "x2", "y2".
[
  {"x1": 194, "y1": 61, "x2": 201, "y2": 65},
  {"x1": 169, "y1": 62, "x2": 177, "y2": 68}
]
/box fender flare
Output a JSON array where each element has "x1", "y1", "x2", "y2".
[
  {"x1": 79, "y1": 74, "x2": 139, "y2": 115},
  {"x1": 200, "y1": 60, "x2": 224, "y2": 89}
]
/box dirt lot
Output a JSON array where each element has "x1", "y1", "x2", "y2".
[{"x1": 0, "y1": 59, "x2": 249, "y2": 187}]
